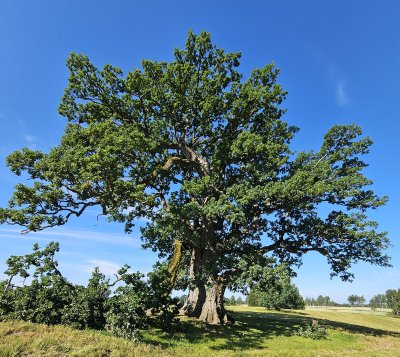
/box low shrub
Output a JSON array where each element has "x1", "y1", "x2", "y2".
[
  {"x1": 296, "y1": 320, "x2": 327, "y2": 340},
  {"x1": 0, "y1": 242, "x2": 180, "y2": 340}
]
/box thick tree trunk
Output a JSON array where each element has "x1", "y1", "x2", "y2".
[
  {"x1": 180, "y1": 279, "x2": 233, "y2": 324},
  {"x1": 180, "y1": 247, "x2": 234, "y2": 324}
]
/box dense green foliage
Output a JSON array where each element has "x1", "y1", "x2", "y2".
[
  {"x1": 247, "y1": 271, "x2": 305, "y2": 310},
  {"x1": 0, "y1": 242, "x2": 75, "y2": 325},
  {"x1": 61, "y1": 267, "x2": 110, "y2": 329},
  {"x1": 368, "y1": 290, "x2": 400, "y2": 315},
  {"x1": 385, "y1": 289, "x2": 400, "y2": 316},
  {"x1": 347, "y1": 294, "x2": 366, "y2": 306},
  {"x1": 103, "y1": 270, "x2": 149, "y2": 341},
  {"x1": 0, "y1": 31, "x2": 391, "y2": 323},
  {"x1": 226, "y1": 296, "x2": 245, "y2": 306},
  {"x1": 296, "y1": 320, "x2": 327, "y2": 340},
  {"x1": 247, "y1": 286, "x2": 304, "y2": 310},
  {"x1": 0, "y1": 243, "x2": 180, "y2": 340},
  {"x1": 369, "y1": 293, "x2": 388, "y2": 309}
]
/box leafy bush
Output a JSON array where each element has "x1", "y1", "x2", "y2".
[
  {"x1": 0, "y1": 281, "x2": 14, "y2": 319},
  {"x1": 0, "y1": 242, "x2": 75, "y2": 325},
  {"x1": 106, "y1": 288, "x2": 148, "y2": 341},
  {"x1": 104, "y1": 267, "x2": 149, "y2": 340},
  {"x1": 248, "y1": 283, "x2": 305, "y2": 310},
  {"x1": 296, "y1": 320, "x2": 327, "y2": 340},
  {"x1": 61, "y1": 268, "x2": 110, "y2": 329},
  {"x1": 145, "y1": 262, "x2": 181, "y2": 332},
  {"x1": 0, "y1": 242, "x2": 180, "y2": 340},
  {"x1": 15, "y1": 275, "x2": 74, "y2": 325}
]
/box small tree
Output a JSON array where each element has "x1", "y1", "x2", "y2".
[
  {"x1": 228, "y1": 296, "x2": 237, "y2": 306},
  {"x1": 61, "y1": 267, "x2": 110, "y2": 329},
  {"x1": 347, "y1": 294, "x2": 365, "y2": 306},
  {"x1": 326, "y1": 296, "x2": 333, "y2": 306},
  {"x1": 369, "y1": 294, "x2": 387, "y2": 310},
  {"x1": 247, "y1": 289, "x2": 264, "y2": 307},
  {"x1": 304, "y1": 297, "x2": 316, "y2": 306},
  {"x1": 236, "y1": 296, "x2": 244, "y2": 305},
  {"x1": 246, "y1": 267, "x2": 304, "y2": 310},
  {"x1": 0, "y1": 242, "x2": 75, "y2": 325},
  {"x1": 358, "y1": 296, "x2": 366, "y2": 307},
  {"x1": 385, "y1": 289, "x2": 400, "y2": 316},
  {"x1": 247, "y1": 284, "x2": 304, "y2": 310},
  {"x1": 0, "y1": 31, "x2": 391, "y2": 325},
  {"x1": 316, "y1": 295, "x2": 325, "y2": 306},
  {"x1": 347, "y1": 295, "x2": 357, "y2": 306}
]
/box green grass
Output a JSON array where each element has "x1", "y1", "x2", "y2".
[
  {"x1": 0, "y1": 321, "x2": 165, "y2": 357},
  {"x1": 1, "y1": 306, "x2": 400, "y2": 356}
]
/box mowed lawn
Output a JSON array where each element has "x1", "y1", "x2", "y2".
[{"x1": 1, "y1": 306, "x2": 400, "y2": 356}]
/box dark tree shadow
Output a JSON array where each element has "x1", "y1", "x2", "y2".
[{"x1": 142, "y1": 309, "x2": 400, "y2": 352}]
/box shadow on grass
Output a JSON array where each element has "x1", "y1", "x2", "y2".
[{"x1": 142, "y1": 309, "x2": 400, "y2": 352}]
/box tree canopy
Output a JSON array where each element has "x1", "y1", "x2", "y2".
[
  {"x1": 0, "y1": 31, "x2": 391, "y2": 324},
  {"x1": 347, "y1": 294, "x2": 366, "y2": 306},
  {"x1": 247, "y1": 271, "x2": 305, "y2": 310},
  {"x1": 385, "y1": 289, "x2": 400, "y2": 315},
  {"x1": 369, "y1": 293, "x2": 387, "y2": 309}
]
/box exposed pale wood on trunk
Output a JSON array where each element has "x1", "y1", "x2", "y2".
[{"x1": 180, "y1": 245, "x2": 234, "y2": 324}]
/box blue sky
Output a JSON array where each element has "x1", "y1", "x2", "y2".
[{"x1": 0, "y1": 0, "x2": 399, "y2": 302}]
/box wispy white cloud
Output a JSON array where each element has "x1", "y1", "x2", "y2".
[
  {"x1": 86, "y1": 259, "x2": 121, "y2": 275},
  {"x1": 0, "y1": 228, "x2": 53, "y2": 241},
  {"x1": 23, "y1": 134, "x2": 40, "y2": 149},
  {"x1": 336, "y1": 81, "x2": 350, "y2": 106},
  {"x1": 0, "y1": 226, "x2": 141, "y2": 248},
  {"x1": 306, "y1": 47, "x2": 351, "y2": 108},
  {"x1": 24, "y1": 134, "x2": 37, "y2": 143}
]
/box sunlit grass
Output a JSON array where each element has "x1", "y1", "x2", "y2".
[
  {"x1": 0, "y1": 321, "x2": 166, "y2": 356},
  {"x1": 1, "y1": 306, "x2": 400, "y2": 356}
]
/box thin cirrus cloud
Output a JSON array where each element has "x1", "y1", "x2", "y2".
[
  {"x1": 0, "y1": 226, "x2": 151, "y2": 285},
  {"x1": 307, "y1": 48, "x2": 350, "y2": 108},
  {"x1": 336, "y1": 81, "x2": 350, "y2": 106},
  {"x1": 24, "y1": 134, "x2": 38, "y2": 143},
  {"x1": 0, "y1": 226, "x2": 141, "y2": 248},
  {"x1": 23, "y1": 134, "x2": 40, "y2": 149},
  {"x1": 86, "y1": 259, "x2": 121, "y2": 275}
]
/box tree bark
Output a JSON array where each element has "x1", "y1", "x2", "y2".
[
  {"x1": 180, "y1": 247, "x2": 234, "y2": 325},
  {"x1": 180, "y1": 278, "x2": 234, "y2": 324}
]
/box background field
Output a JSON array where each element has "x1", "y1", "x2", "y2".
[{"x1": 1, "y1": 306, "x2": 399, "y2": 356}]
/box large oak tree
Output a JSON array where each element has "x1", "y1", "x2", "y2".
[{"x1": 0, "y1": 32, "x2": 390, "y2": 324}]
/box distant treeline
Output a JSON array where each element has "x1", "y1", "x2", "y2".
[
  {"x1": 304, "y1": 291, "x2": 400, "y2": 315},
  {"x1": 229, "y1": 289, "x2": 400, "y2": 317}
]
